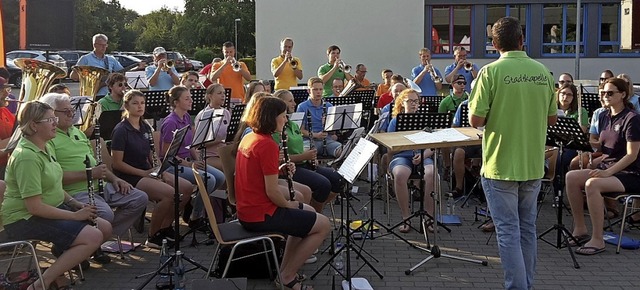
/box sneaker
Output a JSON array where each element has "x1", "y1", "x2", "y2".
[
  {"x1": 146, "y1": 232, "x2": 175, "y2": 249},
  {"x1": 91, "y1": 249, "x2": 111, "y2": 264},
  {"x1": 304, "y1": 255, "x2": 317, "y2": 264}
]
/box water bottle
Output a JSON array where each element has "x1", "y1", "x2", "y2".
[
  {"x1": 174, "y1": 251, "x2": 186, "y2": 290},
  {"x1": 156, "y1": 239, "x2": 172, "y2": 289},
  {"x1": 334, "y1": 242, "x2": 344, "y2": 275}
]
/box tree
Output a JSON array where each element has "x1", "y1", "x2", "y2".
[{"x1": 130, "y1": 8, "x2": 182, "y2": 52}]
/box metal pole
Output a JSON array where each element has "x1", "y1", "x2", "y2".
[
  {"x1": 235, "y1": 18, "x2": 241, "y2": 58},
  {"x1": 575, "y1": 0, "x2": 581, "y2": 79}
]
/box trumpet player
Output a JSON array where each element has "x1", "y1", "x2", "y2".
[
  {"x1": 271, "y1": 37, "x2": 303, "y2": 90},
  {"x1": 146, "y1": 47, "x2": 180, "y2": 91},
  {"x1": 411, "y1": 48, "x2": 443, "y2": 96},
  {"x1": 318, "y1": 45, "x2": 353, "y2": 97},
  {"x1": 208, "y1": 41, "x2": 252, "y2": 103},
  {"x1": 39, "y1": 93, "x2": 147, "y2": 265},
  {"x1": 444, "y1": 46, "x2": 478, "y2": 93}
]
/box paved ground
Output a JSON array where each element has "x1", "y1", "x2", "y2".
[{"x1": 4, "y1": 175, "x2": 638, "y2": 290}]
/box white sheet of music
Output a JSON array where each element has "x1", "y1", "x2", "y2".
[
  {"x1": 324, "y1": 103, "x2": 363, "y2": 131},
  {"x1": 192, "y1": 109, "x2": 224, "y2": 147},
  {"x1": 404, "y1": 128, "x2": 471, "y2": 144},
  {"x1": 338, "y1": 138, "x2": 378, "y2": 184},
  {"x1": 288, "y1": 112, "x2": 305, "y2": 128}
]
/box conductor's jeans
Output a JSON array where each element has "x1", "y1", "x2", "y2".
[{"x1": 481, "y1": 177, "x2": 541, "y2": 290}]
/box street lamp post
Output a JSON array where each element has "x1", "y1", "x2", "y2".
[{"x1": 235, "y1": 18, "x2": 241, "y2": 58}]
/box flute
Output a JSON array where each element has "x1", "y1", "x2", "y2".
[
  {"x1": 281, "y1": 122, "x2": 295, "y2": 201},
  {"x1": 305, "y1": 110, "x2": 318, "y2": 170},
  {"x1": 84, "y1": 156, "x2": 98, "y2": 228}
]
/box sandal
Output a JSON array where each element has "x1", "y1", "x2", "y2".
[
  {"x1": 399, "y1": 221, "x2": 411, "y2": 233},
  {"x1": 567, "y1": 234, "x2": 590, "y2": 247},
  {"x1": 283, "y1": 278, "x2": 313, "y2": 290},
  {"x1": 275, "y1": 273, "x2": 307, "y2": 287}
]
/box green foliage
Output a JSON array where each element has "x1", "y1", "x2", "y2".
[
  {"x1": 192, "y1": 48, "x2": 216, "y2": 64},
  {"x1": 240, "y1": 57, "x2": 255, "y2": 74}
]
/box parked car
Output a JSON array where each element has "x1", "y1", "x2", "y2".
[
  {"x1": 129, "y1": 53, "x2": 153, "y2": 65},
  {"x1": 6, "y1": 50, "x2": 68, "y2": 75},
  {"x1": 166, "y1": 51, "x2": 188, "y2": 72},
  {"x1": 190, "y1": 59, "x2": 204, "y2": 71},
  {"x1": 5, "y1": 60, "x2": 23, "y2": 88},
  {"x1": 57, "y1": 50, "x2": 89, "y2": 74},
  {"x1": 113, "y1": 54, "x2": 144, "y2": 71}
]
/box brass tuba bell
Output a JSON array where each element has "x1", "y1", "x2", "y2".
[
  {"x1": 3, "y1": 58, "x2": 67, "y2": 152},
  {"x1": 72, "y1": 65, "x2": 110, "y2": 133}
]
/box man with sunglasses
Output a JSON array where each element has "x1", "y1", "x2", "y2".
[
  {"x1": 439, "y1": 75, "x2": 469, "y2": 114},
  {"x1": 72, "y1": 34, "x2": 124, "y2": 96},
  {"x1": 98, "y1": 73, "x2": 128, "y2": 111}
]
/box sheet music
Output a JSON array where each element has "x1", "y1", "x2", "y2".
[
  {"x1": 333, "y1": 127, "x2": 366, "y2": 164},
  {"x1": 404, "y1": 128, "x2": 470, "y2": 144},
  {"x1": 288, "y1": 112, "x2": 305, "y2": 128},
  {"x1": 70, "y1": 96, "x2": 93, "y2": 125},
  {"x1": 125, "y1": 71, "x2": 150, "y2": 89},
  {"x1": 192, "y1": 109, "x2": 224, "y2": 147},
  {"x1": 338, "y1": 138, "x2": 378, "y2": 184},
  {"x1": 325, "y1": 103, "x2": 363, "y2": 131}
]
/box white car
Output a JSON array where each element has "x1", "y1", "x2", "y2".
[
  {"x1": 190, "y1": 60, "x2": 204, "y2": 71},
  {"x1": 6, "y1": 50, "x2": 69, "y2": 74}
]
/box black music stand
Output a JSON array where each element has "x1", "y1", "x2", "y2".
[
  {"x1": 135, "y1": 126, "x2": 208, "y2": 289},
  {"x1": 143, "y1": 90, "x2": 170, "y2": 127},
  {"x1": 223, "y1": 88, "x2": 232, "y2": 109},
  {"x1": 580, "y1": 92, "x2": 601, "y2": 120},
  {"x1": 97, "y1": 110, "x2": 123, "y2": 141},
  {"x1": 291, "y1": 89, "x2": 309, "y2": 107},
  {"x1": 538, "y1": 117, "x2": 592, "y2": 269},
  {"x1": 189, "y1": 88, "x2": 208, "y2": 116},
  {"x1": 347, "y1": 89, "x2": 375, "y2": 130},
  {"x1": 225, "y1": 104, "x2": 246, "y2": 142},
  {"x1": 310, "y1": 138, "x2": 383, "y2": 287}
]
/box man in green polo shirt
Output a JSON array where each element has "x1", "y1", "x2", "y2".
[
  {"x1": 317, "y1": 45, "x2": 353, "y2": 97},
  {"x1": 469, "y1": 17, "x2": 556, "y2": 290},
  {"x1": 97, "y1": 73, "x2": 127, "y2": 111}
]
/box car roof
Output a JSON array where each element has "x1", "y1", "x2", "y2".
[
  {"x1": 8, "y1": 50, "x2": 60, "y2": 54},
  {"x1": 114, "y1": 55, "x2": 142, "y2": 62}
]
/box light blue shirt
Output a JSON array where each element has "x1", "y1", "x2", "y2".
[
  {"x1": 76, "y1": 52, "x2": 124, "y2": 96},
  {"x1": 444, "y1": 62, "x2": 479, "y2": 93},
  {"x1": 295, "y1": 99, "x2": 333, "y2": 132},
  {"x1": 411, "y1": 64, "x2": 442, "y2": 96},
  {"x1": 145, "y1": 65, "x2": 179, "y2": 91}
]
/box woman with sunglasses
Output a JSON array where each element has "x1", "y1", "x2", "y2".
[
  {"x1": 439, "y1": 75, "x2": 469, "y2": 114},
  {"x1": 2, "y1": 101, "x2": 106, "y2": 290},
  {"x1": 387, "y1": 89, "x2": 436, "y2": 233},
  {"x1": 235, "y1": 96, "x2": 330, "y2": 290},
  {"x1": 110, "y1": 90, "x2": 192, "y2": 248},
  {"x1": 160, "y1": 86, "x2": 226, "y2": 226},
  {"x1": 566, "y1": 78, "x2": 640, "y2": 255}
]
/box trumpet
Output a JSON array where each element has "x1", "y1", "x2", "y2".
[
  {"x1": 231, "y1": 58, "x2": 242, "y2": 72},
  {"x1": 426, "y1": 61, "x2": 442, "y2": 83},
  {"x1": 464, "y1": 62, "x2": 473, "y2": 72},
  {"x1": 162, "y1": 60, "x2": 174, "y2": 72},
  {"x1": 339, "y1": 60, "x2": 351, "y2": 74},
  {"x1": 290, "y1": 59, "x2": 298, "y2": 70}
]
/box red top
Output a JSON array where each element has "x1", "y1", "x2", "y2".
[
  {"x1": 377, "y1": 92, "x2": 393, "y2": 108},
  {"x1": 0, "y1": 107, "x2": 16, "y2": 166},
  {"x1": 199, "y1": 63, "x2": 214, "y2": 89},
  {"x1": 235, "y1": 132, "x2": 279, "y2": 222}
]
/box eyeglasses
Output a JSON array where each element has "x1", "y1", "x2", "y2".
[
  {"x1": 36, "y1": 116, "x2": 58, "y2": 124},
  {"x1": 600, "y1": 90, "x2": 620, "y2": 97},
  {"x1": 558, "y1": 80, "x2": 572, "y2": 85},
  {"x1": 559, "y1": 92, "x2": 574, "y2": 97},
  {"x1": 55, "y1": 108, "x2": 76, "y2": 117},
  {"x1": 455, "y1": 81, "x2": 467, "y2": 85},
  {"x1": 404, "y1": 99, "x2": 420, "y2": 105}
]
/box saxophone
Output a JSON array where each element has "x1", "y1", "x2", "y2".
[
  {"x1": 305, "y1": 110, "x2": 318, "y2": 170},
  {"x1": 83, "y1": 156, "x2": 98, "y2": 228}
]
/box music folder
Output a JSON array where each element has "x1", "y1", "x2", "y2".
[{"x1": 150, "y1": 126, "x2": 189, "y2": 178}]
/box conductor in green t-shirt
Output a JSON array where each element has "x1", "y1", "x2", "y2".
[{"x1": 469, "y1": 17, "x2": 557, "y2": 290}]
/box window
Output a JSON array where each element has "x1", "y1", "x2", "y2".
[
  {"x1": 599, "y1": 3, "x2": 620, "y2": 54},
  {"x1": 485, "y1": 5, "x2": 528, "y2": 55},
  {"x1": 431, "y1": 5, "x2": 472, "y2": 55},
  {"x1": 542, "y1": 4, "x2": 585, "y2": 55}
]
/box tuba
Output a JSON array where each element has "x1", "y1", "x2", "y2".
[
  {"x1": 3, "y1": 58, "x2": 66, "y2": 152},
  {"x1": 72, "y1": 65, "x2": 110, "y2": 133}
]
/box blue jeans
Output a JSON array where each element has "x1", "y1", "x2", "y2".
[
  {"x1": 481, "y1": 177, "x2": 540, "y2": 290},
  {"x1": 167, "y1": 164, "x2": 225, "y2": 218}
]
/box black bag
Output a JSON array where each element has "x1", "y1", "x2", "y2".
[
  {"x1": 213, "y1": 238, "x2": 285, "y2": 279},
  {"x1": 0, "y1": 269, "x2": 39, "y2": 290}
]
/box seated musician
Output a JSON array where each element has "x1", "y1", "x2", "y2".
[
  {"x1": 376, "y1": 74, "x2": 405, "y2": 110},
  {"x1": 296, "y1": 77, "x2": 343, "y2": 158},
  {"x1": 570, "y1": 82, "x2": 608, "y2": 171},
  {"x1": 41, "y1": 93, "x2": 149, "y2": 264},
  {"x1": 245, "y1": 81, "x2": 266, "y2": 104},
  {"x1": 438, "y1": 75, "x2": 469, "y2": 114},
  {"x1": 450, "y1": 99, "x2": 482, "y2": 199},
  {"x1": 98, "y1": 73, "x2": 128, "y2": 111},
  {"x1": 47, "y1": 83, "x2": 72, "y2": 96},
  {"x1": 387, "y1": 89, "x2": 435, "y2": 233},
  {"x1": 194, "y1": 83, "x2": 231, "y2": 172},
  {"x1": 180, "y1": 71, "x2": 204, "y2": 89},
  {"x1": 1, "y1": 77, "x2": 17, "y2": 114},
  {"x1": 274, "y1": 89, "x2": 343, "y2": 213},
  {"x1": 375, "y1": 69, "x2": 393, "y2": 97},
  {"x1": 378, "y1": 82, "x2": 407, "y2": 133},
  {"x1": 235, "y1": 96, "x2": 330, "y2": 290},
  {"x1": 617, "y1": 74, "x2": 640, "y2": 113},
  {"x1": 110, "y1": 90, "x2": 192, "y2": 248},
  {"x1": 318, "y1": 45, "x2": 353, "y2": 97},
  {"x1": 566, "y1": 78, "x2": 640, "y2": 255},
  {"x1": 327, "y1": 78, "x2": 344, "y2": 98},
  {"x1": 159, "y1": 86, "x2": 226, "y2": 225},
  {"x1": 260, "y1": 79, "x2": 273, "y2": 94},
  {"x1": 146, "y1": 47, "x2": 180, "y2": 91},
  {"x1": 353, "y1": 64, "x2": 371, "y2": 90},
  {"x1": 557, "y1": 72, "x2": 573, "y2": 89},
  {"x1": 2, "y1": 101, "x2": 107, "y2": 290}
]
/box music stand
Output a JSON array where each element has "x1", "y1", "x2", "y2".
[
  {"x1": 135, "y1": 126, "x2": 208, "y2": 289},
  {"x1": 324, "y1": 103, "x2": 363, "y2": 133},
  {"x1": 580, "y1": 92, "x2": 600, "y2": 120},
  {"x1": 538, "y1": 117, "x2": 592, "y2": 269},
  {"x1": 419, "y1": 95, "x2": 445, "y2": 104},
  {"x1": 125, "y1": 71, "x2": 149, "y2": 89},
  {"x1": 225, "y1": 104, "x2": 246, "y2": 142},
  {"x1": 189, "y1": 88, "x2": 209, "y2": 116},
  {"x1": 223, "y1": 88, "x2": 232, "y2": 109},
  {"x1": 290, "y1": 88, "x2": 309, "y2": 108},
  {"x1": 143, "y1": 90, "x2": 170, "y2": 126},
  {"x1": 288, "y1": 112, "x2": 305, "y2": 129},
  {"x1": 310, "y1": 138, "x2": 383, "y2": 286},
  {"x1": 347, "y1": 89, "x2": 375, "y2": 130},
  {"x1": 70, "y1": 96, "x2": 93, "y2": 128},
  {"x1": 417, "y1": 101, "x2": 440, "y2": 114},
  {"x1": 97, "y1": 110, "x2": 123, "y2": 141}
]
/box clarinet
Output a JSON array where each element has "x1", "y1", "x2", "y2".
[
  {"x1": 92, "y1": 115, "x2": 104, "y2": 197},
  {"x1": 144, "y1": 120, "x2": 161, "y2": 169},
  {"x1": 281, "y1": 123, "x2": 295, "y2": 201},
  {"x1": 321, "y1": 99, "x2": 327, "y2": 155},
  {"x1": 84, "y1": 156, "x2": 98, "y2": 228},
  {"x1": 305, "y1": 110, "x2": 318, "y2": 170}
]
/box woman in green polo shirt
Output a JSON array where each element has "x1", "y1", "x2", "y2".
[{"x1": 2, "y1": 101, "x2": 107, "y2": 290}]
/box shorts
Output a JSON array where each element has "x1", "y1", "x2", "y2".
[
  {"x1": 462, "y1": 145, "x2": 482, "y2": 159},
  {"x1": 613, "y1": 171, "x2": 640, "y2": 193},
  {"x1": 3, "y1": 204, "x2": 89, "y2": 251},
  {"x1": 389, "y1": 156, "x2": 434, "y2": 172},
  {"x1": 240, "y1": 207, "x2": 317, "y2": 238}
]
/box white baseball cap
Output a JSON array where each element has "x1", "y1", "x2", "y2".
[{"x1": 153, "y1": 47, "x2": 167, "y2": 55}]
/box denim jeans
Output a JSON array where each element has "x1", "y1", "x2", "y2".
[{"x1": 481, "y1": 177, "x2": 541, "y2": 290}]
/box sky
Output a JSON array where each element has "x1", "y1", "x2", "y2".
[{"x1": 110, "y1": 0, "x2": 185, "y2": 15}]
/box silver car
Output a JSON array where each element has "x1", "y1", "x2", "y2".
[{"x1": 6, "y1": 50, "x2": 69, "y2": 74}]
